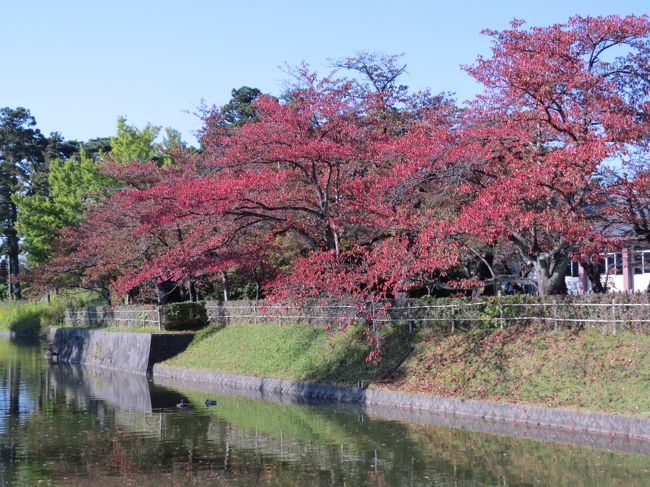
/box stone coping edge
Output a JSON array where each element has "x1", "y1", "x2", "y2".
[{"x1": 153, "y1": 364, "x2": 650, "y2": 441}]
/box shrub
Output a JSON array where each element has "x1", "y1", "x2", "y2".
[{"x1": 160, "y1": 302, "x2": 208, "y2": 331}]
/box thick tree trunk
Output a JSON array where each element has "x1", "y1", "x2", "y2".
[
  {"x1": 579, "y1": 261, "x2": 607, "y2": 293},
  {"x1": 324, "y1": 225, "x2": 340, "y2": 256},
  {"x1": 535, "y1": 254, "x2": 569, "y2": 295},
  {"x1": 5, "y1": 203, "x2": 21, "y2": 300}
]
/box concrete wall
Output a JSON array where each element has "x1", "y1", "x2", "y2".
[{"x1": 48, "y1": 327, "x2": 194, "y2": 374}]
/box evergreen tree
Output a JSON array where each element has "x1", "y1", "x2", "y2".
[
  {"x1": 109, "y1": 117, "x2": 160, "y2": 163},
  {"x1": 220, "y1": 86, "x2": 263, "y2": 127},
  {"x1": 0, "y1": 107, "x2": 47, "y2": 298}
]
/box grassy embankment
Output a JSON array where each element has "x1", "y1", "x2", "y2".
[
  {"x1": 0, "y1": 290, "x2": 104, "y2": 335},
  {"x1": 165, "y1": 322, "x2": 412, "y2": 384},
  {"x1": 164, "y1": 321, "x2": 650, "y2": 416}
]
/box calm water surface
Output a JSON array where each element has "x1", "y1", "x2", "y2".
[{"x1": 1, "y1": 336, "x2": 650, "y2": 486}]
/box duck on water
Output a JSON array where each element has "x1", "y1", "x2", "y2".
[{"x1": 176, "y1": 399, "x2": 218, "y2": 409}]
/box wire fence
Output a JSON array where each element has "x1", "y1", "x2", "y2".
[
  {"x1": 65, "y1": 295, "x2": 650, "y2": 334},
  {"x1": 203, "y1": 296, "x2": 650, "y2": 334},
  {"x1": 64, "y1": 306, "x2": 161, "y2": 329}
]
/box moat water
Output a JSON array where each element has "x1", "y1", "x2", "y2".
[{"x1": 1, "y1": 336, "x2": 649, "y2": 486}]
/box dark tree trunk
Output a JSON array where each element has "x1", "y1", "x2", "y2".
[
  {"x1": 5, "y1": 203, "x2": 20, "y2": 300},
  {"x1": 324, "y1": 225, "x2": 340, "y2": 256},
  {"x1": 156, "y1": 280, "x2": 182, "y2": 304},
  {"x1": 187, "y1": 280, "x2": 197, "y2": 302},
  {"x1": 535, "y1": 254, "x2": 569, "y2": 296},
  {"x1": 579, "y1": 261, "x2": 607, "y2": 293}
]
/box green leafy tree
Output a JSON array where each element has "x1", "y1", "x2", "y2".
[
  {"x1": 220, "y1": 86, "x2": 263, "y2": 127},
  {"x1": 158, "y1": 127, "x2": 186, "y2": 166},
  {"x1": 17, "y1": 117, "x2": 186, "y2": 269},
  {"x1": 109, "y1": 116, "x2": 161, "y2": 163},
  {"x1": 16, "y1": 148, "x2": 114, "y2": 266},
  {"x1": 26, "y1": 132, "x2": 77, "y2": 197},
  {"x1": 109, "y1": 117, "x2": 184, "y2": 166}
]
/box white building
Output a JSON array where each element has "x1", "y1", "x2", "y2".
[{"x1": 566, "y1": 248, "x2": 650, "y2": 294}]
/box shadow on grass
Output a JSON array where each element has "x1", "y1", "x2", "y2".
[
  {"x1": 192, "y1": 322, "x2": 227, "y2": 341},
  {"x1": 301, "y1": 324, "x2": 415, "y2": 386}
]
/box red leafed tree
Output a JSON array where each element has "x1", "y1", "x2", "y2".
[
  {"x1": 99, "y1": 70, "x2": 387, "y2": 300},
  {"x1": 106, "y1": 65, "x2": 462, "y2": 328},
  {"x1": 458, "y1": 15, "x2": 650, "y2": 295},
  {"x1": 29, "y1": 160, "x2": 211, "y2": 304},
  {"x1": 609, "y1": 166, "x2": 650, "y2": 243}
]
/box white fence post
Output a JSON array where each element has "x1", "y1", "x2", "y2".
[
  {"x1": 498, "y1": 298, "x2": 504, "y2": 330},
  {"x1": 407, "y1": 301, "x2": 413, "y2": 334},
  {"x1": 451, "y1": 304, "x2": 456, "y2": 333}
]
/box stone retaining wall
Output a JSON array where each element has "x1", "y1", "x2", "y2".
[
  {"x1": 153, "y1": 364, "x2": 650, "y2": 441},
  {"x1": 48, "y1": 327, "x2": 194, "y2": 374}
]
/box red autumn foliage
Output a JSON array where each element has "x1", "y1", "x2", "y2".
[
  {"x1": 31, "y1": 15, "x2": 650, "y2": 345},
  {"x1": 456, "y1": 14, "x2": 650, "y2": 294}
]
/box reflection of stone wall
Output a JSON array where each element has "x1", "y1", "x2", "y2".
[
  {"x1": 154, "y1": 365, "x2": 650, "y2": 444},
  {"x1": 48, "y1": 328, "x2": 194, "y2": 374},
  {"x1": 86, "y1": 366, "x2": 154, "y2": 410},
  {"x1": 49, "y1": 363, "x2": 154, "y2": 410}
]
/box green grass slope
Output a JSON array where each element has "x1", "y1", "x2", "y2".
[
  {"x1": 163, "y1": 322, "x2": 412, "y2": 384},
  {"x1": 164, "y1": 321, "x2": 650, "y2": 416}
]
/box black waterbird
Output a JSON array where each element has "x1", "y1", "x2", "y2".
[{"x1": 176, "y1": 399, "x2": 191, "y2": 409}]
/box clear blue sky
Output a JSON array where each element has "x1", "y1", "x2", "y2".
[{"x1": 1, "y1": 0, "x2": 647, "y2": 145}]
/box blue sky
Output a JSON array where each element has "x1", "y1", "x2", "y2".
[{"x1": 1, "y1": 1, "x2": 647, "y2": 145}]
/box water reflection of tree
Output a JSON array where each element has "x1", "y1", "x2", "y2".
[
  {"x1": 121, "y1": 392, "x2": 466, "y2": 486},
  {"x1": 43, "y1": 362, "x2": 437, "y2": 485},
  {"x1": 2, "y1": 339, "x2": 650, "y2": 486},
  {"x1": 0, "y1": 337, "x2": 52, "y2": 485}
]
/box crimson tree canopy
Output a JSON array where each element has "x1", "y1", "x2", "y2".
[
  {"x1": 108, "y1": 68, "x2": 461, "y2": 314},
  {"x1": 458, "y1": 14, "x2": 650, "y2": 294},
  {"x1": 109, "y1": 72, "x2": 388, "y2": 291},
  {"x1": 33, "y1": 16, "x2": 650, "y2": 310}
]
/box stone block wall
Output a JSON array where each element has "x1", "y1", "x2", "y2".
[{"x1": 48, "y1": 327, "x2": 194, "y2": 374}]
